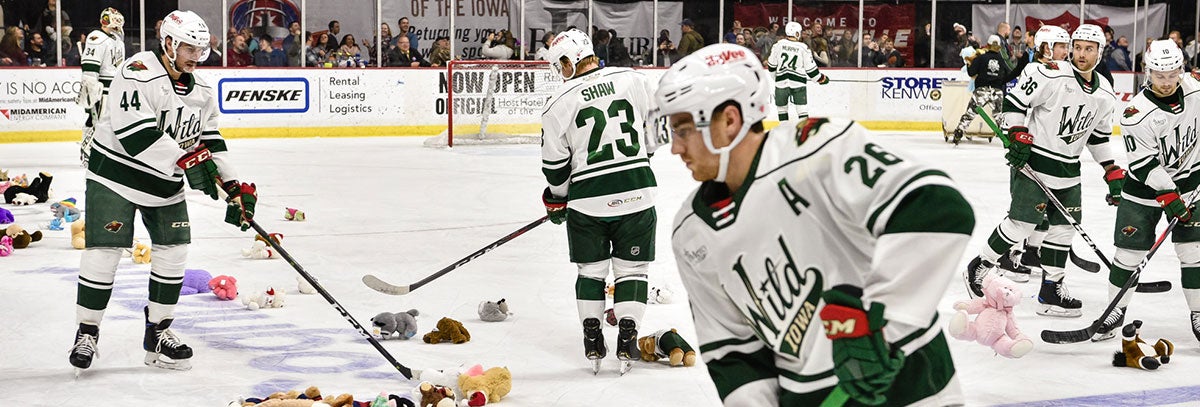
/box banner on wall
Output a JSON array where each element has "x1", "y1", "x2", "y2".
[
  {"x1": 511, "y1": 1, "x2": 683, "y2": 63},
  {"x1": 0, "y1": 70, "x2": 86, "y2": 131},
  {"x1": 971, "y1": 4, "x2": 1168, "y2": 57},
  {"x1": 734, "y1": 4, "x2": 917, "y2": 60}
]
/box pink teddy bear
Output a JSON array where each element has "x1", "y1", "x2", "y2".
[
  {"x1": 949, "y1": 274, "x2": 1033, "y2": 358},
  {"x1": 0, "y1": 235, "x2": 13, "y2": 257},
  {"x1": 208, "y1": 275, "x2": 239, "y2": 301}
]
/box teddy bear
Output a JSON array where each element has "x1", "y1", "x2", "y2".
[
  {"x1": 71, "y1": 219, "x2": 85, "y2": 249},
  {"x1": 297, "y1": 276, "x2": 317, "y2": 294},
  {"x1": 371, "y1": 309, "x2": 420, "y2": 340},
  {"x1": 424, "y1": 317, "x2": 470, "y2": 344},
  {"x1": 50, "y1": 198, "x2": 81, "y2": 222},
  {"x1": 209, "y1": 275, "x2": 239, "y2": 301},
  {"x1": 0, "y1": 207, "x2": 13, "y2": 224},
  {"x1": 410, "y1": 381, "x2": 456, "y2": 407},
  {"x1": 457, "y1": 365, "x2": 512, "y2": 407},
  {"x1": 131, "y1": 240, "x2": 151, "y2": 264},
  {"x1": 11, "y1": 193, "x2": 37, "y2": 205},
  {"x1": 477, "y1": 299, "x2": 511, "y2": 322},
  {"x1": 948, "y1": 274, "x2": 1033, "y2": 358},
  {"x1": 3, "y1": 172, "x2": 51, "y2": 204},
  {"x1": 180, "y1": 269, "x2": 214, "y2": 296},
  {"x1": 244, "y1": 287, "x2": 286, "y2": 310},
  {"x1": 285, "y1": 207, "x2": 306, "y2": 221},
  {"x1": 0, "y1": 235, "x2": 13, "y2": 257},
  {"x1": 648, "y1": 286, "x2": 674, "y2": 304},
  {"x1": 638, "y1": 328, "x2": 697, "y2": 367},
  {"x1": 1113, "y1": 320, "x2": 1174, "y2": 370},
  {"x1": 237, "y1": 385, "x2": 355, "y2": 407},
  {"x1": 5, "y1": 224, "x2": 42, "y2": 249},
  {"x1": 417, "y1": 367, "x2": 463, "y2": 396}
]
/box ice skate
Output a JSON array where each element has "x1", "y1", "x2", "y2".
[
  {"x1": 616, "y1": 318, "x2": 640, "y2": 375},
  {"x1": 69, "y1": 323, "x2": 99, "y2": 377},
  {"x1": 997, "y1": 249, "x2": 1031, "y2": 283},
  {"x1": 1090, "y1": 306, "x2": 1126, "y2": 342},
  {"x1": 582, "y1": 318, "x2": 606, "y2": 375},
  {"x1": 952, "y1": 129, "x2": 963, "y2": 146},
  {"x1": 1037, "y1": 277, "x2": 1082, "y2": 318},
  {"x1": 1020, "y1": 244, "x2": 1043, "y2": 277},
  {"x1": 143, "y1": 308, "x2": 193, "y2": 371},
  {"x1": 964, "y1": 256, "x2": 994, "y2": 298}
]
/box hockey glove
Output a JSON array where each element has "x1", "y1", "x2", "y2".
[
  {"x1": 819, "y1": 285, "x2": 905, "y2": 406},
  {"x1": 1005, "y1": 127, "x2": 1034, "y2": 168},
  {"x1": 815, "y1": 74, "x2": 830, "y2": 85},
  {"x1": 223, "y1": 181, "x2": 257, "y2": 231},
  {"x1": 176, "y1": 147, "x2": 221, "y2": 200},
  {"x1": 542, "y1": 187, "x2": 567, "y2": 225},
  {"x1": 1104, "y1": 166, "x2": 1125, "y2": 206},
  {"x1": 1156, "y1": 189, "x2": 1191, "y2": 222}
]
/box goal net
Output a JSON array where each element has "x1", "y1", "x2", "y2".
[{"x1": 426, "y1": 60, "x2": 564, "y2": 147}]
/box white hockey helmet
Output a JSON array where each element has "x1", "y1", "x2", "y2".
[
  {"x1": 1145, "y1": 39, "x2": 1184, "y2": 72},
  {"x1": 1070, "y1": 24, "x2": 1105, "y2": 73},
  {"x1": 160, "y1": 10, "x2": 211, "y2": 64},
  {"x1": 785, "y1": 21, "x2": 803, "y2": 38},
  {"x1": 100, "y1": 7, "x2": 125, "y2": 37},
  {"x1": 652, "y1": 43, "x2": 772, "y2": 182},
  {"x1": 547, "y1": 29, "x2": 595, "y2": 80},
  {"x1": 1033, "y1": 25, "x2": 1070, "y2": 60}
]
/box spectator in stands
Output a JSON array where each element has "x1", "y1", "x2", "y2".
[
  {"x1": 770, "y1": 22, "x2": 782, "y2": 37},
  {"x1": 367, "y1": 22, "x2": 395, "y2": 66},
  {"x1": 31, "y1": 0, "x2": 69, "y2": 45},
  {"x1": 1, "y1": 26, "x2": 27, "y2": 66},
  {"x1": 1107, "y1": 35, "x2": 1131, "y2": 72},
  {"x1": 227, "y1": 34, "x2": 252, "y2": 67},
  {"x1": 307, "y1": 32, "x2": 330, "y2": 67},
  {"x1": 914, "y1": 22, "x2": 931, "y2": 67},
  {"x1": 593, "y1": 29, "x2": 610, "y2": 63},
  {"x1": 607, "y1": 29, "x2": 632, "y2": 67},
  {"x1": 1186, "y1": 33, "x2": 1200, "y2": 66},
  {"x1": 811, "y1": 36, "x2": 830, "y2": 67},
  {"x1": 876, "y1": 38, "x2": 904, "y2": 67},
  {"x1": 676, "y1": 19, "x2": 703, "y2": 57},
  {"x1": 254, "y1": 36, "x2": 287, "y2": 67},
  {"x1": 387, "y1": 35, "x2": 428, "y2": 67},
  {"x1": 735, "y1": 32, "x2": 750, "y2": 49},
  {"x1": 481, "y1": 29, "x2": 514, "y2": 59},
  {"x1": 428, "y1": 36, "x2": 451, "y2": 66},
  {"x1": 811, "y1": 20, "x2": 827, "y2": 45},
  {"x1": 201, "y1": 33, "x2": 222, "y2": 66},
  {"x1": 1171, "y1": 30, "x2": 1184, "y2": 50},
  {"x1": 24, "y1": 31, "x2": 51, "y2": 65},
  {"x1": 146, "y1": 19, "x2": 163, "y2": 55},
  {"x1": 239, "y1": 27, "x2": 258, "y2": 55},
  {"x1": 398, "y1": 17, "x2": 418, "y2": 52},
  {"x1": 62, "y1": 30, "x2": 82, "y2": 66},
  {"x1": 1010, "y1": 26, "x2": 1026, "y2": 60},
  {"x1": 996, "y1": 22, "x2": 1014, "y2": 66},
  {"x1": 1135, "y1": 37, "x2": 1153, "y2": 72},
  {"x1": 654, "y1": 29, "x2": 675, "y2": 66},
  {"x1": 859, "y1": 33, "x2": 876, "y2": 66},
  {"x1": 338, "y1": 34, "x2": 365, "y2": 64},
  {"x1": 755, "y1": 27, "x2": 775, "y2": 63},
  {"x1": 534, "y1": 31, "x2": 555, "y2": 61},
  {"x1": 326, "y1": 20, "x2": 341, "y2": 52},
  {"x1": 283, "y1": 21, "x2": 302, "y2": 66}
]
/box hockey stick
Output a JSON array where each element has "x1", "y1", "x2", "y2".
[
  {"x1": 363, "y1": 216, "x2": 550, "y2": 295},
  {"x1": 976, "y1": 107, "x2": 1172, "y2": 292},
  {"x1": 213, "y1": 181, "x2": 415, "y2": 379},
  {"x1": 1069, "y1": 248, "x2": 1102, "y2": 273}
]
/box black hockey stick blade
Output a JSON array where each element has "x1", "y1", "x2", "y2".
[
  {"x1": 1040, "y1": 325, "x2": 1096, "y2": 344},
  {"x1": 1135, "y1": 280, "x2": 1172, "y2": 293},
  {"x1": 1068, "y1": 248, "x2": 1101, "y2": 273}
]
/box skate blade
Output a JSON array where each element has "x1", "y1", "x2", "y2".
[
  {"x1": 1004, "y1": 272, "x2": 1031, "y2": 283},
  {"x1": 619, "y1": 361, "x2": 634, "y2": 375},
  {"x1": 144, "y1": 352, "x2": 192, "y2": 371},
  {"x1": 1036, "y1": 305, "x2": 1082, "y2": 318},
  {"x1": 74, "y1": 367, "x2": 85, "y2": 379},
  {"x1": 591, "y1": 359, "x2": 602, "y2": 375},
  {"x1": 1090, "y1": 331, "x2": 1116, "y2": 342}
]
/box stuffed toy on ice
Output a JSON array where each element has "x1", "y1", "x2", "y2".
[
  {"x1": 648, "y1": 286, "x2": 674, "y2": 304},
  {"x1": 371, "y1": 309, "x2": 420, "y2": 340},
  {"x1": 457, "y1": 365, "x2": 511, "y2": 407},
  {"x1": 638, "y1": 328, "x2": 697, "y2": 367},
  {"x1": 5, "y1": 224, "x2": 42, "y2": 249},
  {"x1": 180, "y1": 269, "x2": 214, "y2": 296},
  {"x1": 244, "y1": 287, "x2": 286, "y2": 310},
  {"x1": 0, "y1": 207, "x2": 13, "y2": 224},
  {"x1": 131, "y1": 240, "x2": 151, "y2": 264},
  {"x1": 71, "y1": 219, "x2": 85, "y2": 249},
  {"x1": 285, "y1": 207, "x2": 306, "y2": 221},
  {"x1": 477, "y1": 299, "x2": 511, "y2": 322},
  {"x1": 412, "y1": 381, "x2": 456, "y2": 407},
  {"x1": 948, "y1": 274, "x2": 1033, "y2": 358},
  {"x1": 209, "y1": 275, "x2": 239, "y2": 301},
  {"x1": 50, "y1": 198, "x2": 81, "y2": 222},
  {"x1": 3, "y1": 172, "x2": 51, "y2": 204},
  {"x1": 424, "y1": 317, "x2": 470, "y2": 344},
  {"x1": 1113, "y1": 320, "x2": 1174, "y2": 370},
  {"x1": 242, "y1": 240, "x2": 277, "y2": 259},
  {"x1": 0, "y1": 235, "x2": 13, "y2": 257},
  {"x1": 11, "y1": 193, "x2": 37, "y2": 205}
]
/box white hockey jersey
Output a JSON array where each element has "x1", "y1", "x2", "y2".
[
  {"x1": 672, "y1": 118, "x2": 969, "y2": 406},
  {"x1": 1120, "y1": 72, "x2": 1200, "y2": 204},
  {"x1": 766, "y1": 39, "x2": 822, "y2": 88},
  {"x1": 87, "y1": 50, "x2": 236, "y2": 207},
  {"x1": 541, "y1": 67, "x2": 656, "y2": 217},
  {"x1": 81, "y1": 29, "x2": 125, "y2": 93},
  {"x1": 1000, "y1": 61, "x2": 1118, "y2": 189}
]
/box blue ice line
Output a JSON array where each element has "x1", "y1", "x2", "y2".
[{"x1": 993, "y1": 384, "x2": 1200, "y2": 407}]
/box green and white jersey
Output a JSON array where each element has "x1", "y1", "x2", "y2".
[
  {"x1": 1120, "y1": 73, "x2": 1200, "y2": 204},
  {"x1": 81, "y1": 29, "x2": 125, "y2": 99},
  {"x1": 1001, "y1": 61, "x2": 1118, "y2": 189},
  {"x1": 766, "y1": 38, "x2": 822, "y2": 88},
  {"x1": 671, "y1": 118, "x2": 970, "y2": 406},
  {"x1": 541, "y1": 67, "x2": 656, "y2": 217},
  {"x1": 88, "y1": 50, "x2": 236, "y2": 207}
]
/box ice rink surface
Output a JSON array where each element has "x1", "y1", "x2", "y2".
[{"x1": 3, "y1": 132, "x2": 1200, "y2": 406}]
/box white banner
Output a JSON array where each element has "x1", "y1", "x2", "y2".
[
  {"x1": 971, "y1": 4, "x2": 1168, "y2": 58},
  {"x1": 513, "y1": 1, "x2": 682, "y2": 63}
]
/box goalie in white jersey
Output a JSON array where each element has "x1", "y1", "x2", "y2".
[
  {"x1": 540, "y1": 29, "x2": 660, "y2": 375},
  {"x1": 661, "y1": 44, "x2": 970, "y2": 406},
  {"x1": 68, "y1": 10, "x2": 258, "y2": 374},
  {"x1": 1094, "y1": 40, "x2": 1200, "y2": 342},
  {"x1": 76, "y1": 7, "x2": 126, "y2": 166},
  {"x1": 966, "y1": 24, "x2": 1124, "y2": 318},
  {"x1": 766, "y1": 21, "x2": 829, "y2": 122}
]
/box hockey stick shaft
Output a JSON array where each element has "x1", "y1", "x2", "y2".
[
  {"x1": 363, "y1": 216, "x2": 550, "y2": 295},
  {"x1": 215, "y1": 180, "x2": 414, "y2": 379}
]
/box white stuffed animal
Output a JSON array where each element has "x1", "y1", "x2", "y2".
[
  {"x1": 242, "y1": 287, "x2": 286, "y2": 310},
  {"x1": 241, "y1": 240, "x2": 276, "y2": 259},
  {"x1": 12, "y1": 193, "x2": 37, "y2": 205}
]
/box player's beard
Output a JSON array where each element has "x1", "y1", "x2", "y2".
[{"x1": 177, "y1": 59, "x2": 198, "y2": 73}]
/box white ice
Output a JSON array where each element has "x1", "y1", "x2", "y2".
[{"x1": 2, "y1": 133, "x2": 1200, "y2": 406}]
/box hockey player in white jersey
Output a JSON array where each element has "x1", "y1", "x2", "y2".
[
  {"x1": 540, "y1": 29, "x2": 660, "y2": 375},
  {"x1": 965, "y1": 24, "x2": 1124, "y2": 318},
  {"x1": 69, "y1": 10, "x2": 258, "y2": 375},
  {"x1": 766, "y1": 21, "x2": 828, "y2": 122},
  {"x1": 1094, "y1": 40, "x2": 1200, "y2": 342},
  {"x1": 76, "y1": 7, "x2": 126, "y2": 166},
  {"x1": 662, "y1": 44, "x2": 970, "y2": 406}
]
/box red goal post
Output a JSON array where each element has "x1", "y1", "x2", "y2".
[{"x1": 430, "y1": 59, "x2": 563, "y2": 147}]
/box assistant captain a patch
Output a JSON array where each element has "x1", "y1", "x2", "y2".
[
  {"x1": 1121, "y1": 225, "x2": 1138, "y2": 237},
  {"x1": 104, "y1": 221, "x2": 124, "y2": 233}
]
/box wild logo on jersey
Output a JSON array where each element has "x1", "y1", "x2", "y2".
[
  {"x1": 1154, "y1": 118, "x2": 1199, "y2": 169},
  {"x1": 730, "y1": 235, "x2": 823, "y2": 357},
  {"x1": 157, "y1": 107, "x2": 204, "y2": 150},
  {"x1": 1057, "y1": 104, "x2": 1097, "y2": 143}
]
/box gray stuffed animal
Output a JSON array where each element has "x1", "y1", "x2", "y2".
[
  {"x1": 370, "y1": 309, "x2": 420, "y2": 340},
  {"x1": 478, "y1": 298, "x2": 512, "y2": 322}
]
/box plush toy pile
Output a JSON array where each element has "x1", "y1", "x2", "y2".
[
  {"x1": 412, "y1": 364, "x2": 513, "y2": 407},
  {"x1": 5, "y1": 224, "x2": 42, "y2": 249},
  {"x1": 3, "y1": 172, "x2": 52, "y2": 204},
  {"x1": 230, "y1": 385, "x2": 393, "y2": 407}
]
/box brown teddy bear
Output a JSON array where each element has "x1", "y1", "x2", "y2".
[
  {"x1": 1113, "y1": 320, "x2": 1174, "y2": 370},
  {"x1": 6, "y1": 224, "x2": 42, "y2": 249},
  {"x1": 415, "y1": 381, "x2": 456, "y2": 407},
  {"x1": 458, "y1": 365, "x2": 512, "y2": 406},
  {"x1": 423, "y1": 317, "x2": 470, "y2": 344},
  {"x1": 638, "y1": 328, "x2": 697, "y2": 367}
]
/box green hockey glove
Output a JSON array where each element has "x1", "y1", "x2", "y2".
[
  {"x1": 819, "y1": 285, "x2": 905, "y2": 406},
  {"x1": 1156, "y1": 189, "x2": 1191, "y2": 222},
  {"x1": 1104, "y1": 167, "x2": 1125, "y2": 206},
  {"x1": 1005, "y1": 126, "x2": 1033, "y2": 168},
  {"x1": 816, "y1": 73, "x2": 830, "y2": 85},
  {"x1": 223, "y1": 181, "x2": 257, "y2": 231},
  {"x1": 176, "y1": 146, "x2": 220, "y2": 200},
  {"x1": 542, "y1": 187, "x2": 567, "y2": 225}
]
